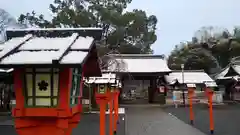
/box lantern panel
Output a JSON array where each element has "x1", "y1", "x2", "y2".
[
  {"x1": 26, "y1": 74, "x2": 33, "y2": 96},
  {"x1": 98, "y1": 84, "x2": 107, "y2": 93},
  {"x1": 35, "y1": 74, "x2": 51, "y2": 106},
  {"x1": 70, "y1": 68, "x2": 82, "y2": 106},
  {"x1": 110, "y1": 86, "x2": 115, "y2": 92},
  {"x1": 27, "y1": 98, "x2": 33, "y2": 106},
  {"x1": 53, "y1": 74, "x2": 59, "y2": 97},
  {"x1": 24, "y1": 68, "x2": 59, "y2": 107}
]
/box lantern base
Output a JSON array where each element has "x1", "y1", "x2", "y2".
[
  {"x1": 95, "y1": 93, "x2": 111, "y2": 104},
  {"x1": 16, "y1": 125, "x2": 66, "y2": 135},
  {"x1": 65, "y1": 112, "x2": 81, "y2": 135},
  {"x1": 14, "y1": 112, "x2": 81, "y2": 135}
]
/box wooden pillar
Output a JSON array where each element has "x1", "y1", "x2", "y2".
[
  {"x1": 149, "y1": 77, "x2": 157, "y2": 103},
  {"x1": 149, "y1": 78, "x2": 153, "y2": 103},
  {"x1": 188, "y1": 88, "x2": 194, "y2": 125},
  {"x1": 109, "y1": 96, "x2": 113, "y2": 135},
  {"x1": 119, "y1": 78, "x2": 124, "y2": 104},
  {"x1": 91, "y1": 84, "x2": 98, "y2": 110},
  {"x1": 100, "y1": 102, "x2": 106, "y2": 135},
  {"x1": 207, "y1": 88, "x2": 214, "y2": 134}
]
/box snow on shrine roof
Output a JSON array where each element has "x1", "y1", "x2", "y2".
[
  {"x1": 107, "y1": 54, "x2": 171, "y2": 73},
  {"x1": 0, "y1": 32, "x2": 96, "y2": 67},
  {"x1": 85, "y1": 73, "x2": 117, "y2": 84},
  {"x1": 165, "y1": 70, "x2": 217, "y2": 86}
]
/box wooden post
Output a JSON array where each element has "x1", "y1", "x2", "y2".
[
  {"x1": 116, "y1": 92, "x2": 119, "y2": 123},
  {"x1": 188, "y1": 88, "x2": 194, "y2": 125},
  {"x1": 109, "y1": 98, "x2": 113, "y2": 135},
  {"x1": 89, "y1": 85, "x2": 92, "y2": 112},
  {"x1": 208, "y1": 89, "x2": 214, "y2": 134},
  {"x1": 100, "y1": 102, "x2": 106, "y2": 135},
  {"x1": 114, "y1": 90, "x2": 119, "y2": 134}
]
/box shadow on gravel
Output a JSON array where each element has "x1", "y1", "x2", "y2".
[{"x1": 163, "y1": 104, "x2": 240, "y2": 135}]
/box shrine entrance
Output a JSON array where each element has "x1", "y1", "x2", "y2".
[
  {"x1": 106, "y1": 54, "x2": 171, "y2": 105},
  {"x1": 120, "y1": 74, "x2": 162, "y2": 104}
]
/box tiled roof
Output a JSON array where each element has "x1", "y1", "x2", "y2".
[
  {"x1": 0, "y1": 30, "x2": 97, "y2": 67},
  {"x1": 165, "y1": 70, "x2": 217, "y2": 86},
  {"x1": 107, "y1": 54, "x2": 171, "y2": 73}
]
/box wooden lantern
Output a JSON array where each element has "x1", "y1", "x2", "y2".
[{"x1": 0, "y1": 28, "x2": 103, "y2": 135}]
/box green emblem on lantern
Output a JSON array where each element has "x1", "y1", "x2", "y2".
[
  {"x1": 99, "y1": 84, "x2": 106, "y2": 94},
  {"x1": 111, "y1": 86, "x2": 114, "y2": 92}
]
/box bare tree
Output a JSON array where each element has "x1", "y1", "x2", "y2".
[
  {"x1": 0, "y1": 9, "x2": 26, "y2": 43},
  {"x1": 99, "y1": 49, "x2": 128, "y2": 72},
  {"x1": 193, "y1": 26, "x2": 231, "y2": 44}
]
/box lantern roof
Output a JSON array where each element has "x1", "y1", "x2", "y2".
[
  {"x1": 0, "y1": 28, "x2": 102, "y2": 72},
  {"x1": 85, "y1": 73, "x2": 117, "y2": 84}
]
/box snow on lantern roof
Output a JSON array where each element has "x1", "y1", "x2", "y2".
[
  {"x1": 165, "y1": 70, "x2": 217, "y2": 87},
  {"x1": 61, "y1": 51, "x2": 88, "y2": 64},
  {"x1": 0, "y1": 34, "x2": 32, "y2": 58},
  {"x1": 71, "y1": 36, "x2": 94, "y2": 50},
  {"x1": 205, "y1": 81, "x2": 217, "y2": 87},
  {"x1": 19, "y1": 33, "x2": 78, "y2": 50},
  {"x1": 0, "y1": 32, "x2": 97, "y2": 67},
  {"x1": 6, "y1": 27, "x2": 102, "y2": 31},
  {"x1": 85, "y1": 73, "x2": 117, "y2": 84},
  {"x1": 187, "y1": 84, "x2": 196, "y2": 88},
  {"x1": 107, "y1": 54, "x2": 171, "y2": 73},
  {"x1": 0, "y1": 68, "x2": 13, "y2": 73}
]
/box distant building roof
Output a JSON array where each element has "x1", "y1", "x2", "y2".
[
  {"x1": 165, "y1": 70, "x2": 217, "y2": 86},
  {"x1": 215, "y1": 64, "x2": 240, "y2": 80},
  {"x1": 106, "y1": 54, "x2": 171, "y2": 73}
]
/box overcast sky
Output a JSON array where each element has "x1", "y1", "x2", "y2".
[{"x1": 1, "y1": 0, "x2": 240, "y2": 55}]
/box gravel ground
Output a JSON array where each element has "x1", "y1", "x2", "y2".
[
  {"x1": 163, "y1": 104, "x2": 240, "y2": 135},
  {"x1": 124, "y1": 105, "x2": 206, "y2": 135},
  {"x1": 0, "y1": 113, "x2": 126, "y2": 135}
]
